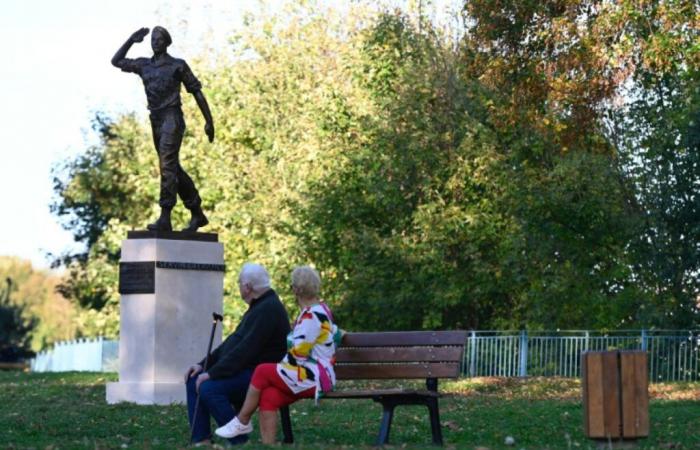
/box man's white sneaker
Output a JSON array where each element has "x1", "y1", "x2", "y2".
[{"x1": 215, "y1": 416, "x2": 253, "y2": 439}]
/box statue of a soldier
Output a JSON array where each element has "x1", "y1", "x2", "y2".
[{"x1": 112, "y1": 27, "x2": 213, "y2": 232}]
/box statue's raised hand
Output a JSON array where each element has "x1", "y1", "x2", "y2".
[{"x1": 130, "y1": 27, "x2": 150, "y2": 43}]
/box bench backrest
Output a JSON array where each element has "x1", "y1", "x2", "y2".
[{"x1": 334, "y1": 331, "x2": 467, "y2": 380}]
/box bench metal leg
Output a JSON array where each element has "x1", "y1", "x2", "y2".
[
  {"x1": 280, "y1": 405, "x2": 294, "y2": 444},
  {"x1": 426, "y1": 397, "x2": 443, "y2": 446},
  {"x1": 376, "y1": 402, "x2": 395, "y2": 446}
]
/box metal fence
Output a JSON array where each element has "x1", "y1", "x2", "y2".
[
  {"x1": 462, "y1": 330, "x2": 700, "y2": 382},
  {"x1": 28, "y1": 330, "x2": 700, "y2": 382},
  {"x1": 30, "y1": 337, "x2": 118, "y2": 372}
]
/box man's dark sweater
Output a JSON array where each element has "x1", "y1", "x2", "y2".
[{"x1": 203, "y1": 289, "x2": 290, "y2": 380}]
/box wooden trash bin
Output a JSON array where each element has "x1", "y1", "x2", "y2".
[{"x1": 582, "y1": 351, "x2": 649, "y2": 440}]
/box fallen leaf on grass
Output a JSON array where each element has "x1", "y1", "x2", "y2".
[{"x1": 443, "y1": 420, "x2": 462, "y2": 431}]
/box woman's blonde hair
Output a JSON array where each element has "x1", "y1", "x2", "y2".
[{"x1": 291, "y1": 266, "x2": 321, "y2": 299}]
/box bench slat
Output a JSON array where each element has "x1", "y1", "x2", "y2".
[
  {"x1": 336, "y1": 346, "x2": 464, "y2": 363},
  {"x1": 280, "y1": 330, "x2": 467, "y2": 446},
  {"x1": 325, "y1": 389, "x2": 440, "y2": 399},
  {"x1": 342, "y1": 331, "x2": 468, "y2": 347},
  {"x1": 335, "y1": 362, "x2": 461, "y2": 379},
  {"x1": 0, "y1": 362, "x2": 28, "y2": 370}
]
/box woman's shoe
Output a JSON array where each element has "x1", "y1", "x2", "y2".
[{"x1": 215, "y1": 416, "x2": 253, "y2": 439}]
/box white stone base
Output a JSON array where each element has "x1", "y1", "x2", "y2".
[
  {"x1": 106, "y1": 381, "x2": 185, "y2": 405},
  {"x1": 107, "y1": 233, "x2": 224, "y2": 405}
]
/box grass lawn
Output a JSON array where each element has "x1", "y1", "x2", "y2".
[{"x1": 1, "y1": 372, "x2": 698, "y2": 449}]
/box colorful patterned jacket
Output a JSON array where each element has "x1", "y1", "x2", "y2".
[{"x1": 276, "y1": 302, "x2": 341, "y2": 401}]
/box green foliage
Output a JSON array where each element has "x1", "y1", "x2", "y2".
[
  {"x1": 0, "y1": 257, "x2": 76, "y2": 352},
  {"x1": 0, "y1": 277, "x2": 35, "y2": 361},
  {"x1": 52, "y1": 3, "x2": 381, "y2": 334},
  {"x1": 297, "y1": 12, "x2": 515, "y2": 330},
  {"x1": 602, "y1": 0, "x2": 700, "y2": 327},
  {"x1": 51, "y1": 1, "x2": 699, "y2": 334},
  {"x1": 51, "y1": 114, "x2": 155, "y2": 337},
  {"x1": 501, "y1": 152, "x2": 645, "y2": 329},
  {"x1": 458, "y1": 0, "x2": 699, "y2": 329},
  {"x1": 612, "y1": 71, "x2": 700, "y2": 327},
  {"x1": 51, "y1": 114, "x2": 156, "y2": 254}
]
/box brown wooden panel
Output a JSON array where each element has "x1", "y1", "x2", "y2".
[
  {"x1": 341, "y1": 331, "x2": 468, "y2": 348},
  {"x1": 583, "y1": 352, "x2": 606, "y2": 438},
  {"x1": 635, "y1": 352, "x2": 650, "y2": 437},
  {"x1": 336, "y1": 346, "x2": 464, "y2": 363},
  {"x1": 335, "y1": 362, "x2": 461, "y2": 379},
  {"x1": 602, "y1": 352, "x2": 621, "y2": 438},
  {"x1": 620, "y1": 351, "x2": 649, "y2": 438},
  {"x1": 582, "y1": 353, "x2": 589, "y2": 435},
  {"x1": 0, "y1": 362, "x2": 28, "y2": 370},
  {"x1": 620, "y1": 352, "x2": 637, "y2": 437}
]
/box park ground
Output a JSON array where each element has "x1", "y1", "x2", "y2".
[{"x1": 1, "y1": 372, "x2": 698, "y2": 450}]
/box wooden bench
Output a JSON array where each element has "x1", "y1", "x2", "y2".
[
  {"x1": 279, "y1": 330, "x2": 467, "y2": 446},
  {"x1": 0, "y1": 362, "x2": 29, "y2": 371}
]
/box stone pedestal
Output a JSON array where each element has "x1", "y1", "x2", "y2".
[{"x1": 107, "y1": 231, "x2": 224, "y2": 405}]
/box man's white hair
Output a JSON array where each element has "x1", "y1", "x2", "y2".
[{"x1": 239, "y1": 263, "x2": 271, "y2": 291}]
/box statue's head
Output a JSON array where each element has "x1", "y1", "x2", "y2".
[{"x1": 151, "y1": 26, "x2": 172, "y2": 54}]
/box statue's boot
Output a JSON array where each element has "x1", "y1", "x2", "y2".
[
  {"x1": 182, "y1": 205, "x2": 209, "y2": 232},
  {"x1": 147, "y1": 208, "x2": 173, "y2": 232}
]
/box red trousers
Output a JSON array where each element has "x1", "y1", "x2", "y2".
[{"x1": 251, "y1": 363, "x2": 315, "y2": 411}]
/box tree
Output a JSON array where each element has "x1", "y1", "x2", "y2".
[
  {"x1": 0, "y1": 257, "x2": 77, "y2": 350},
  {"x1": 0, "y1": 278, "x2": 36, "y2": 361},
  {"x1": 453, "y1": 0, "x2": 649, "y2": 328},
  {"x1": 51, "y1": 113, "x2": 154, "y2": 337},
  {"x1": 51, "y1": 1, "x2": 700, "y2": 334},
  {"x1": 458, "y1": 0, "x2": 699, "y2": 328},
  {"x1": 603, "y1": 0, "x2": 700, "y2": 327},
  {"x1": 51, "y1": 2, "x2": 384, "y2": 334},
  {"x1": 612, "y1": 71, "x2": 700, "y2": 327},
  {"x1": 293, "y1": 11, "x2": 517, "y2": 329}
]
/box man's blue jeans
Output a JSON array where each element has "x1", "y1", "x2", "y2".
[{"x1": 186, "y1": 369, "x2": 253, "y2": 445}]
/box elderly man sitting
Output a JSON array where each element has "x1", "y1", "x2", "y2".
[{"x1": 184, "y1": 263, "x2": 290, "y2": 446}]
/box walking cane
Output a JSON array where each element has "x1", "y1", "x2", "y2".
[{"x1": 189, "y1": 312, "x2": 224, "y2": 444}]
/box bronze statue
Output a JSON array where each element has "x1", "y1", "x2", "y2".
[{"x1": 112, "y1": 27, "x2": 214, "y2": 232}]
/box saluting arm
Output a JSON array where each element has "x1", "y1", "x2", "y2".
[{"x1": 112, "y1": 27, "x2": 149, "y2": 67}]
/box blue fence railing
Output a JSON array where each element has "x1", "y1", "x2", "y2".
[
  {"x1": 30, "y1": 337, "x2": 118, "y2": 373},
  {"x1": 462, "y1": 330, "x2": 700, "y2": 382}
]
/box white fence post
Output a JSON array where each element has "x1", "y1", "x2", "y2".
[
  {"x1": 519, "y1": 330, "x2": 528, "y2": 377},
  {"x1": 469, "y1": 330, "x2": 477, "y2": 377}
]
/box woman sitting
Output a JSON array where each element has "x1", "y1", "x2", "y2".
[{"x1": 215, "y1": 265, "x2": 339, "y2": 444}]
